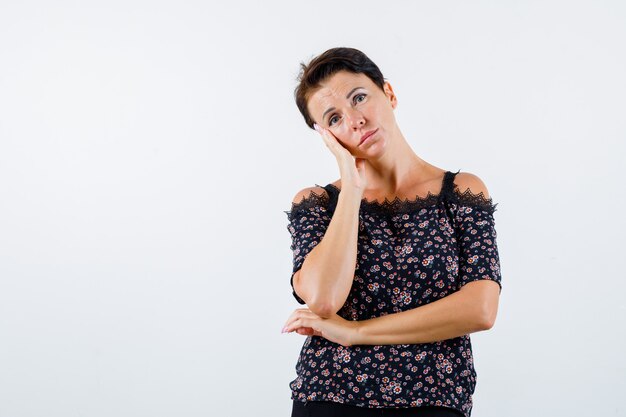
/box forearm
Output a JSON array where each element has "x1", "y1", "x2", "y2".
[
  {"x1": 353, "y1": 289, "x2": 488, "y2": 345},
  {"x1": 298, "y1": 189, "x2": 362, "y2": 317}
]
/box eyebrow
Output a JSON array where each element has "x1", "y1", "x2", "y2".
[{"x1": 321, "y1": 87, "x2": 364, "y2": 122}]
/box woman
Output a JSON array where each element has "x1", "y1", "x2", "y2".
[{"x1": 282, "y1": 47, "x2": 502, "y2": 417}]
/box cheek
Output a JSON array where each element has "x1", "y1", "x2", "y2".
[
  {"x1": 333, "y1": 132, "x2": 352, "y2": 148},
  {"x1": 331, "y1": 124, "x2": 351, "y2": 142}
]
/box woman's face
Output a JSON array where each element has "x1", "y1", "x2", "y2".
[{"x1": 307, "y1": 70, "x2": 398, "y2": 157}]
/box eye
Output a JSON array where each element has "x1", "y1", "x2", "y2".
[
  {"x1": 354, "y1": 93, "x2": 366, "y2": 104},
  {"x1": 327, "y1": 94, "x2": 366, "y2": 127}
]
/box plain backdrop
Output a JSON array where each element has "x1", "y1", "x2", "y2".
[{"x1": 1, "y1": 1, "x2": 625, "y2": 416}]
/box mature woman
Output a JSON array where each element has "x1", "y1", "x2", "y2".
[{"x1": 282, "y1": 47, "x2": 502, "y2": 417}]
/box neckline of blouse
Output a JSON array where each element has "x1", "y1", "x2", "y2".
[{"x1": 285, "y1": 172, "x2": 497, "y2": 216}]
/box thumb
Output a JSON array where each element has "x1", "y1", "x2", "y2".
[{"x1": 355, "y1": 158, "x2": 366, "y2": 175}]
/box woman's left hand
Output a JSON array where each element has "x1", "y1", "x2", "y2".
[{"x1": 282, "y1": 308, "x2": 361, "y2": 347}]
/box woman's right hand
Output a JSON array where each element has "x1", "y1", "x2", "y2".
[{"x1": 314, "y1": 123, "x2": 368, "y2": 193}]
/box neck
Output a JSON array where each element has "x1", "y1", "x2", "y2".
[{"x1": 364, "y1": 127, "x2": 431, "y2": 193}]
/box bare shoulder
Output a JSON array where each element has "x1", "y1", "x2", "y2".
[
  {"x1": 453, "y1": 172, "x2": 491, "y2": 199},
  {"x1": 291, "y1": 186, "x2": 328, "y2": 204}
]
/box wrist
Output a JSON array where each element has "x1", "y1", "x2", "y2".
[
  {"x1": 349, "y1": 319, "x2": 365, "y2": 346},
  {"x1": 337, "y1": 187, "x2": 364, "y2": 205}
]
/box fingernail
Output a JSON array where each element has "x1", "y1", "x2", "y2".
[
  {"x1": 313, "y1": 123, "x2": 319, "y2": 131},
  {"x1": 281, "y1": 326, "x2": 288, "y2": 333}
]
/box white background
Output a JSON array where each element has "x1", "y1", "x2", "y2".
[{"x1": 1, "y1": 1, "x2": 625, "y2": 416}]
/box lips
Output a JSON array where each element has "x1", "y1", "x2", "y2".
[{"x1": 359, "y1": 128, "x2": 379, "y2": 146}]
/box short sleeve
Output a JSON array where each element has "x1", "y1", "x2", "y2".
[
  {"x1": 284, "y1": 191, "x2": 332, "y2": 304},
  {"x1": 453, "y1": 201, "x2": 502, "y2": 293}
]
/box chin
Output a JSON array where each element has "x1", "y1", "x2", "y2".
[{"x1": 359, "y1": 137, "x2": 386, "y2": 156}]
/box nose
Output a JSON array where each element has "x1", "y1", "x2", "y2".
[{"x1": 346, "y1": 108, "x2": 366, "y2": 130}]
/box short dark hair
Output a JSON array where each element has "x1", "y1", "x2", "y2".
[{"x1": 294, "y1": 47, "x2": 386, "y2": 130}]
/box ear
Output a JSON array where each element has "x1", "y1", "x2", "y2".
[{"x1": 383, "y1": 81, "x2": 398, "y2": 109}]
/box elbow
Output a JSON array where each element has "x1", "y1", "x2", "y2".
[
  {"x1": 476, "y1": 288, "x2": 499, "y2": 330},
  {"x1": 480, "y1": 317, "x2": 494, "y2": 331},
  {"x1": 308, "y1": 282, "x2": 344, "y2": 318},
  {"x1": 294, "y1": 280, "x2": 338, "y2": 318},
  {"x1": 308, "y1": 298, "x2": 339, "y2": 319},
  {"x1": 296, "y1": 268, "x2": 344, "y2": 318},
  {"x1": 479, "y1": 308, "x2": 497, "y2": 330}
]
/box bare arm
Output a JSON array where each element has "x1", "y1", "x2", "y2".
[
  {"x1": 352, "y1": 280, "x2": 499, "y2": 345},
  {"x1": 293, "y1": 187, "x2": 362, "y2": 318},
  {"x1": 292, "y1": 123, "x2": 368, "y2": 319}
]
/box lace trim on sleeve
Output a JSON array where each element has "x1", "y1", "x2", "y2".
[
  {"x1": 448, "y1": 183, "x2": 499, "y2": 214},
  {"x1": 283, "y1": 185, "x2": 330, "y2": 220}
]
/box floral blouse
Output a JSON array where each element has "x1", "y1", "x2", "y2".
[{"x1": 284, "y1": 170, "x2": 502, "y2": 417}]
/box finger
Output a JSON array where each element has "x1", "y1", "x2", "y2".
[
  {"x1": 296, "y1": 328, "x2": 314, "y2": 336},
  {"x1": 314, "y1": 124, "x2": 333, "y2": 143},
  {"x1": 282, "y1": 309, "x2": 316, "y2": 332},
  {"x1": 297, "y1": 327, "x2": 323, "y2": 337},
  {"x1": 285, "y1": 317, "x2": 313, "y2": 333},
  {"x1": 356, "y1": 158, "x2": 366, "y2": 174},
  {"x1": 319, "y1": 126, "x2": 339, "y2": 143},
  {"x1": 294, "y1": 326, "x2": 324, "y2": 338},
  {"x1": 296, "y1": 327, "x2": 322, "y2": 336},
  {"x1": 282, "y1": 311, "x2": 300, "y2": 332},
  {"x1": 285, "y1": 307, "x2": 310, "y2": 320}
]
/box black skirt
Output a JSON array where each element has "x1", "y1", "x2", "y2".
[{"x1": 291, "y1": 400, "x2": 465, "y2": 417}]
